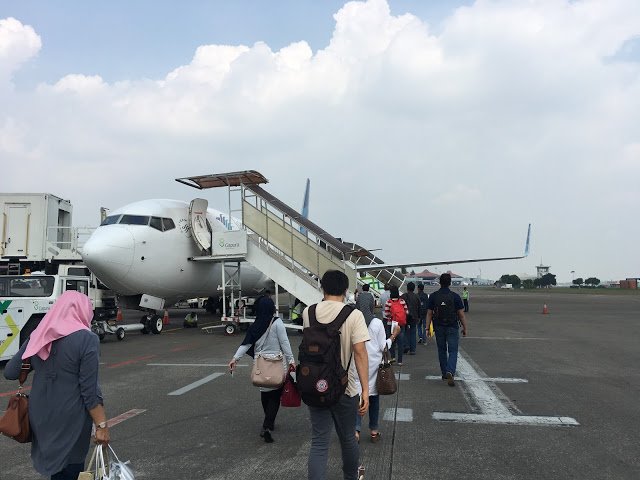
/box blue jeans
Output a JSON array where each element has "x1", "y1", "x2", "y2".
[
  {"x1": 406, "y1": 323, "x2": 417, "y2": 353},
  {"x1": 308, "y1": 394, "x2": 360, "y2": 480},
  {"x1": 434, "y1": 325, "x2": 460, "y2": 376},
  {"x1": 355, "y1": 394, "x2": 379, "y2": 432},
  {"x1": 417, "y1": 316, "x2": 427, "y2": 341}
]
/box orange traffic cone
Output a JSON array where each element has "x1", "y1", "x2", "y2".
[
  {"x1": 163, "y1": 310, "x2": 170, "y2": 325},
  {"x1": 542, "y1": 304, "x2": 549, "y2": 314},
  {"x1": 116, "y1": 308, "x2": 123, "y2": 322}
]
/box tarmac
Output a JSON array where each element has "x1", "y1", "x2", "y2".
[{"x1": 1, "y1": 288, "x2": 639, "y2": 479}]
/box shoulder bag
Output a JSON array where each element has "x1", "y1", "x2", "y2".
[
  {"x1": 0, "y1": 359, "x2": 32, "y2": 443},
  {"x1": 251, "y1": 318, "x2": 286, "y2": 388},
  {"x1": 376, "y1": 346, "x2": 397, "y2": 395}
]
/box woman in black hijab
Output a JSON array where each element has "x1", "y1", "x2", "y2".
[{"x1": 228, "y1": 291, "x2": 295, "y2": 442}]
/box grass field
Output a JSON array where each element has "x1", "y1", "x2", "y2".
[{"x1": 471, "y1": 286, "x2": 640, "y2": 296}]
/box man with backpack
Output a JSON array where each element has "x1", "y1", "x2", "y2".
[
  {"x1": 401, "y1": 282, "x2": 421, "y2": 355},
  {"x1": 299, "y1": 270, "x2": 370, "y2": 480},
  {"x1": 427, "y1": 273, "x2": 467, "y2": 387},
  {"x1": 383, "y1": 286, "x2": 408, "y2": 365}
]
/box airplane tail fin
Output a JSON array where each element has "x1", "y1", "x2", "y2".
[
  {"x1": 300, "y1": 179, "x2": 310, "y2": 234},
  {"x1": 524, "y1": 223, "x2": 531, "y2": 257}
]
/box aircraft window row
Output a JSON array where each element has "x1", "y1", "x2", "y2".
[{"x1": 100, "y1": 214, "x2": 176, "y2": 232}]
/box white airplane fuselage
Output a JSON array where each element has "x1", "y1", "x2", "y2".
[{"x1": 81, "y1": 199, "x2": 270, "y2": 308}]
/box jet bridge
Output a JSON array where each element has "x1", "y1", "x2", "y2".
[{"x1": 176, "y1": 170, "x2": 359, "y2": 311}]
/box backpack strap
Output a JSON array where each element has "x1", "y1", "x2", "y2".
[
  {"x1": 329, "y1": 305, "x2": 355, "y2": 333},
  {"x1": 308, "y1": 304, "x2": 354, "y2": 331}
]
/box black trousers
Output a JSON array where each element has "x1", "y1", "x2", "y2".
[
  {"x1": 261, "y1": 387, "x2": 283, "y2": 430},
  {"x1": 463, "y1": 299, "x2": 469, "y2": 312}
]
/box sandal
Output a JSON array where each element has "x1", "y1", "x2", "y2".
[{"x1": 370, "y1": 431, "x2": 381, "y2": 443}]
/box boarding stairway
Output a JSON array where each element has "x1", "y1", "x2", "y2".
[{"x1": 178, "y1": 171, "x2": 405, "y2": 307}]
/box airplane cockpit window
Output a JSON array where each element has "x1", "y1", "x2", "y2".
[
  {"x1": 118, "y1": 215, "x2": 150, "y2": 226},
  {"x1": 149, "y1": 217, "x2": 163, "y2": 231},
  {"x1": 101, "y1": 215, "x2": 121, "y2": 226},
  {"x1": 162, "y1": 218, "x2": 176, "y2": 231}
]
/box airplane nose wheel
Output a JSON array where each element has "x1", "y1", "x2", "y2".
[
  {"x1": 224, "y1": 324, "x2": 236, "y2": 335},
  {"x1": 116, "y1": 328, "x2": 125, "y2": 341},
  {"x1": 150, "y1": 315, "x2": 163, "y2": 334}
]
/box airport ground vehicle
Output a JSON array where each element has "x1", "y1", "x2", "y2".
[{"x1": 0, "y1": 265, "x2": 119, "y2": 361}]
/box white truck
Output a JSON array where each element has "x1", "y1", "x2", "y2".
[{"x1": 0, "y1": 265, "x2": 120, "y2": 362}]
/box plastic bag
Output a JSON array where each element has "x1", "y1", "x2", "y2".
[{"x1": 95, "y1": 444, "x2": 135, "y2": 480}]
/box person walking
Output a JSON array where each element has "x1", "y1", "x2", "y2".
[
  {"x1": 228, "y1": 290, "x2": 295, "y2": 443},
  {"x1": 462, "y1": 286, "x2": 470, "y2": 312},
  {"x1": 355, "y1": 284, "x2": 375, "y2": 324},
  {"x1": 353, "y1": 316, "x2": 400, "y2": 443},
  {"x1": 401, "y1": 282, "x2": 421, "y2": 355},
  {"x1": 4, "y1": 291, "x2": 109, "y2": 480},
  {"x1": 383, "y1": 286, "x2": 408, "y2": 365},
  {"x1": 303, "y1": 270, "x2": 370, "y2": 480},
  {"x1": 427, "y1": 273, "x2": 467, "y2": 386},
  {"x1": 416, "y1": 283, "x2": 429, "y2": 344},
  {"x1": 378, "y1": 284, "x2": 392, "y2": 355}
]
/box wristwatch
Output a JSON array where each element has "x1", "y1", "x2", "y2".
[{"x1": 95, "y1": 421, "x2": 108, "y2": 429}]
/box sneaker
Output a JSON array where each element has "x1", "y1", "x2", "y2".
[
  {"x1": 446, "y1": 372, "x2": 455, "y2": 387},
  {"x1": 397, "y1": 362, "x2": 403, "y2": 366},
  {"x1": 390, "y1": 357, "x2": 396, "y2": 364},
  {"x1": 263, "y1": 430, "x2": 274, "y2": 443},
  {"x1": 409, "y1": 351, "x2": 416, "y2": 355},
  {"x1": 418, "y1": 338, "x2": 423, "y2": 344}
]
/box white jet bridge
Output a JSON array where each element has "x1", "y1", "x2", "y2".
[{"x1": 177, "y1": 170, "x2": 396, "y2": 332}]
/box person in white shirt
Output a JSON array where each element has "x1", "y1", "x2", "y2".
[{"x1": 352, "y1": 316, "x2": 400, "y2": 442}]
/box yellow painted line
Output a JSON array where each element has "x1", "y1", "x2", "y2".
[{"x1": 0, "y1": 315, "x2": 20, "y2": 356}]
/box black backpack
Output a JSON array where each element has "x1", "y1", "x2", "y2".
[
  {"x1": 297, "y1": 304, "x2": 354, "y2": 408},
  {"x1": 432, "y1": 291, "x2": 457, "y2": 326}
]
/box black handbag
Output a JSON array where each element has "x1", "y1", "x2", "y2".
[{"x1": 376, "y1": 347, "x2": 397, "y2": 395}]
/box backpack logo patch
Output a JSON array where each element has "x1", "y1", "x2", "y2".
[{"x1": 315, "y1": 379, "x2": 329, "y2": 393}]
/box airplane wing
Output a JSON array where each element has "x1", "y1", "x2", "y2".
[{"x1": 355, "y1": 224, "x2": 531, "y2": 272}]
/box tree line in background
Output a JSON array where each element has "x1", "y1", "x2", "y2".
[
  {"x1": 571, "y1": 277, "x2": 601, "y2": 287},
  {"x1": 497, "y1": 273, "x2": 557, "y2": 288},
  {"x1": 496, "y1": 274, "x2": 602, "y2": 288}
]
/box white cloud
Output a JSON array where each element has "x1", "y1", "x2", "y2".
[
  {"x1": 0, "y1": 17, "x2": 41, "y2": 86},
  {"x1": 1, "y1": 1, "x2": 639, "y2": 281}
]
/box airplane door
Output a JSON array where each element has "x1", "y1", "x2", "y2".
[
  {"x1": 3, "y1": 204, "x2": 30, "y2": 257},
  {"x1": 189, "y1": 198, "x2": 212, "y2": 252}
]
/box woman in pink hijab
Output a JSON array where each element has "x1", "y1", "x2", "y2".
[{"x1": 5, "y1": 290, "x2": 110, "y2": 480}]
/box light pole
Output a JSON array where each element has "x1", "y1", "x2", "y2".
[{"x1": 571, "y1": 270, "x2": 575, "y2": 285}]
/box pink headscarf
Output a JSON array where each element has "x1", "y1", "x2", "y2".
[{"x1": 22, "y1": 290, "x2": 93, "y2": 361}]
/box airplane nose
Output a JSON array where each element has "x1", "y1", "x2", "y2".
[{"x1": 81, "y1": 227, "x2": 135, "y2": 290}]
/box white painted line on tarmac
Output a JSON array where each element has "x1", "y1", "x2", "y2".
[
  {"x1": 168, "y1": 372, "x2": 225, "y2": 396},
  {"x1": 464, "y1": 336, "x2": 548, "y2": 340},
  {"x1": 395, "y1": 373, "x2": 410, "y2": 381},
  {"x1": 384, "y1": 408, "x2": 413, "y2": 422},
  {"x1": 432, "y1": 354, "x2": 579, "y2": 427},
  {"x1": 432, "y1": 413, "x2": 579, "y2": 426},
  {"x1": 148, "y1": 363, "x2": 247, "y2": 367},
  {"x1": 425, "y1": 375, "x2": 528, "y2": 383}
]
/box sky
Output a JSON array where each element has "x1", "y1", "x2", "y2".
[{"x1": 1, "y1": 0, "x2": 639, "y2": 283}]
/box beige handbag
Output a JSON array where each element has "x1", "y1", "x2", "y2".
[
  {"x1": 77, "y1": 445, "x2": 97, "y2": 480},
  {"x1": 250, "y1": 319, "x2": 286, "y2": 388}
]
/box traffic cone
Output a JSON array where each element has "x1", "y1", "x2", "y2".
[
  {"x1": 163, "y1": 310, "x2": 170, "y2": 325},
  {"x1": 542, "y1": 304, "x2": 549, "y2": 314},
  {"x1": 116, "y1": 308, "x2": 123, "y2": 322}
]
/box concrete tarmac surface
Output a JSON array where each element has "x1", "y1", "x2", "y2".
[{"x1": 1, "y1": 289, "x2": 639, "y2": 479}]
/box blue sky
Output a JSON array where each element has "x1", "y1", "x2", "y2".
[
  {"x1": 1, "y1": 0, "x2": 638, "y2": 282},
  {"x1": 2, "y1": 1, "x2": 470, "y2": 87}
]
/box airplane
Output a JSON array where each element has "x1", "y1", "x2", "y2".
[
  {"x1": 81, "y1": 199, "x2": 273, "y2": 326},
  {"x1": 81, "y1": 176, "x2": 530, "y2": 333}
]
